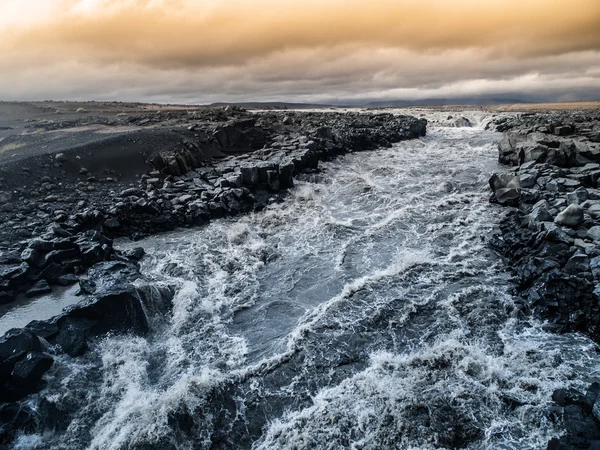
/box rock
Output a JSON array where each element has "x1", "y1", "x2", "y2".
[
  {"x1": 103, "y1": 218, "x2": 121, "y2": 231},
  {"x1": 122, "y1": 247, "x2": 145, "y2": 261},
  {"x1": 0, "y1": 251, "x2": 21, "y2": 265},
  {"x1": 554, "y1": 204, "x2": 584, "y2": 227},
  {"x1": 54, "y1": 153, "x2": 67, "y2": 163},
  {"x1": 11, "y1": 352, "x2": 53, "y2": 386},
  {"x1": 26, "y1": 280, "x2": 51, "y2": 297},
  {"x1": 527, "y1": 200, "x2": 553, "y2": 228},
  {"x1": 567, "y1": 187, "x2": 588, "y2": 205},
  {"x1": 78, "y1": 261, "x2": 140, "y2": 295},
  {"x1": 40, "y1": 262, "x2": 62, "y2": 283},
  {"x1": 555, "y1": 125, "x2": 574, "y2": 136},
  {"x1": 453, "y1": 117, "x2": 472, "y2": 128},
  {"x1": 20, "y1": 247, "x2": 46, "y2": 268},
  {"x1": 56, "y1": 274, "x2": 79, "y2": 286},
  {"x1": 44, "y1": 248, "x2": 79, "y2": 266},
  {"x1": 564, "y1": 252, "x2": 590, "y2": 274},
  {"x1": 54, "y1": 318, "x2": 89, "y2": 357},
  {"x1": 0, "y1": 330, "x2": 42, "y2": 402},
  {"x1": 519, "y1": 173, "x2": 538, "y2": 189},
  {"x1": 489, "y1": 174, "x2": 521, "y2": 206},
  {"x1": 0, "y1": 291, "x2": 15, "y2": 305},
  {"x1": 65, "y1": 287, "x2": 149, "y2": 336},
  {"x1": 588, "y1": 226, "x2": 600, "y2": 241},
  {"x1": 120, "y1": 188, "x2": 144, "y2": 198},
  {"x1": 266, "y1": 170, "x2": 280, "y2": 191},
  {"x1": 0, "y1": 402, "x2": 36, "y2": 442},
  {"x1": 0, "y1": 329, "x2": 41, "y2": 363}
]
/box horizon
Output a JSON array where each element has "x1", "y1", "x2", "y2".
[{"x1": 1, "y1": 0, "x2": 599, "y2": 104}]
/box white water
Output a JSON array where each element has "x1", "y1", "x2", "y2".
[{"x1": 13, "y1": 115, "x2": 600, "y2": 449}]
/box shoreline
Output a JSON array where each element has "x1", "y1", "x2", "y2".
[
  {"x1": 486, "y1": 108, "x2": 600, "y2": 450},
  {"x1": 2, "y1": 101, "x2": 600, "y2": 448},
  {"x1": 0, "y1": 107, "x2": 427, "y2": 443}
]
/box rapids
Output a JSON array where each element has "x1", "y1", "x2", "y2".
[{"x1": 12, "y1": 115, "x2": 600, "y2": 449}]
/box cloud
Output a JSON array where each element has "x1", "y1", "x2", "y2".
[{"x1": 0, "y1": 0, "x2": 599, "y2": 102}]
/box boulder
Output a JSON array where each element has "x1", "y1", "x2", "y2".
[
  {"x1": 78, "y1": 261, "x2": 140, "y2": 295},
  {"x1": 453, "y1": 117, "x2": 472, "y2": 128},
  {"x1": 489, "y1": 174, "x2": 521, "y2": 206},
  {"x1": 588, "y1": 226, "x2": 600, "y2": 241},
  {"x1": 527, "y1": 200, "x2": 553, "y2": 229},
  {"x1": 567, "y1": 188, "x2": 589, "y2": 205},
  {"x1": 564, "y1": 252, "x2": 590, "y2": 274},
  {"x1": 0, "y1": 402, "x2": 36, "y2": 442},
  {"x1": 554, "y1": 204, "x2": 584, "y2": 228},
  {"x1": 11, "y1": 352, "x2": 53, "y2": 386}
]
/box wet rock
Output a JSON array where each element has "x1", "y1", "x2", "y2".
[
  {"x1": 26, "y1": 279, "x2": 51, "y2": 297},
  {"x1": 78, "y1": 260, "x2": 140, "y2": 295},
  {"x1": 548, "y1": 385, "x2": 600, "y2": 450},
  {"x1": 120, "y1": 188, "x2": 144, "y2": 198},
  {"x1": 453, "y1": 117, "x2": 472, "y2": 128},
  {"x1": 0, "y1": 291, "x2": 15, "y2": 305},
  {"x1": 65, "y1": 287, "x2": 149, "y2": 336},
  {"x1": 11, "y1": 352, "x2": 53, "y2": 386},
  {"x1": 0, "y1": 330, "x2": 43, "y2": 402},
  {"x1": 121, "y1": 247, "x2": 145, "y2": 261},
  {"x1": 56, "y1": 274, "x2": 79, "y2": 286},
  {"x1": 520, "y1": 173, "x2": 538, "y2": 189},
  {"x1": 527, "y1": 200, "x2": 554, "y2": 229},
  {"x1": 0, "y1": 402, "x2": 36, "y2": 443},
  {"x1": 54, "y1": 317, "x2": 89, "y2": 357}
]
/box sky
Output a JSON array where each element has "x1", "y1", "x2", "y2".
[{"x1": 0, "y1": 0, "x2": 599, "y2": 104}]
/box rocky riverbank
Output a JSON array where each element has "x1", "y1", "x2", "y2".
[
  {"x1": 0, "y1": 108, "x2": 426, "y2": 305},
  {"x1": 0, "y1": 106, "x2": 426, "y2": 444},
  {"x1": 487, "y1": 109, "x2": 600, "y2": 449}
]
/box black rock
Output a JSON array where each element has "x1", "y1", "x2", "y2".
[
  {"x1": 122, "y1": 247, "x2": 145, "y2": 261},
  {"x1": 78, "y1": 261, "x2": 140, "y2": 295},
  {"x1": 26, "y1": 279, "x2": 52, "y2": 298},
  {"x1": 56, "y1": 274, "x2": 79, "y2": 286},
  {"x1": 54, "y1": 317, "x2": 90, "y2": 357},
  {"x1": 0, "y1": 329, "x2": 41, "y2": 364},
  {"x1": 67, "y1": 287, "x2": 149, "y2": 336},
  {"x1": 0, "y1": 402, "x2": 36, "y2": 443},
  {"x1": 39, "y1": 262, "x2": 63, "y2": 283},
  {"x1": 11, "y1": 352, "x2": 53, "y2": 386}
]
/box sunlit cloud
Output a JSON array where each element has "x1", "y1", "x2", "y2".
[{"x1": 0, "y1": 0, "x2": 599, "y2": 103}]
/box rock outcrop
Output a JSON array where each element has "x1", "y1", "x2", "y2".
[
  {"x1": 488, "y1": 109, "x2": 600, "y2": 450},
  {"x1": 0, "y1": 109, "x2": 426, "y2": 445},
  {"x1": 0, "y1": 111, "x2": 426, "y2": 305}
]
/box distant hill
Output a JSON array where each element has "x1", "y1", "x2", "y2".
[
  {"x1": 210, "y1": 102, "x2": 337, "y2": 110},
  {"x1": 359, "y1": 97, "x2": 531, "y2": 108},
  {"x1": 210, "y1": 97, "x2": 531, "y2": 109}
]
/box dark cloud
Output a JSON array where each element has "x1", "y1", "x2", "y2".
[{"x1": 0, "y1": 0, "x2": 599, "y2": 102}]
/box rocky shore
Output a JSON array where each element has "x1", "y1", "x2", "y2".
[
  {"x1": 487, "y1": 109, "x2": 600, "y2": 449},
  {"x1": 0, "y1": 105, "x2": 426, "y2": 444}
]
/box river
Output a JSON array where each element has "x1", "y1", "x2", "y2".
[{"x1": 10, "y1": 114, "x2": 600, "y2": 449}]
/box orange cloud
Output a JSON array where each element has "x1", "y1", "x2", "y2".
[
  {"x1": 0, "y1": 0, "x2": 599, "y2": 102},
  {"x1": 2, "y1": 0, "x2": 599, "y2": 68}
]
